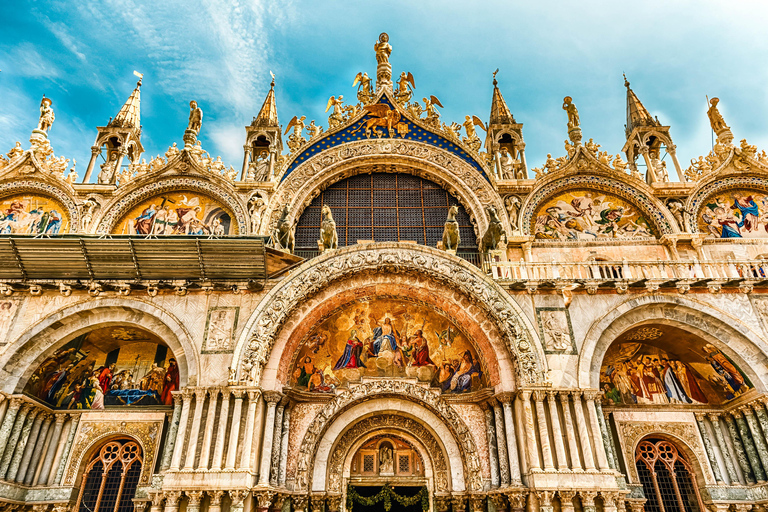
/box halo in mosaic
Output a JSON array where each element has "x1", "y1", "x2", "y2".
[
  {"x1": 0, "y1": 180, "x2": 79, "y2": 232},
  {"x1": 687, "y1": 176, "x2": 768, "y2": 235}
]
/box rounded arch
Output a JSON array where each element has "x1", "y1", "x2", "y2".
[
  {"x1": 294, "y1": 382, "x2": 482, "y2": 493},
  {"x1": 93, "y1": 175, "x2": 249, "y2": 235},
  {"x1": 261, "y1": 139, "x2": 509, "y2": 238},
  {"x1": 232, "y1": 242, "x2": 545, "y2": 388},
  {"x1": 577, "y1": 294, "x2": 768, "y2": 391},
  {"x1": 0, "y1": 298, "x2": 200, "y2": 393},
  {"x1": 685, "y1": 174, "x2": 768, "y2": 234},
  {"x1": 519, "y1": 169, "x2": 677, "y2": 237},
  {"x1": 0, "y1": 178, "x2": 80, "y2": 232},
  {"x1": 71, "y1": 434, "x2": 144, "y2": 487}
]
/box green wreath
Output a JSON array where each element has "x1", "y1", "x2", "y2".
[{"x1": 346, "y1": 484, "x2": 429, "y2": 512}]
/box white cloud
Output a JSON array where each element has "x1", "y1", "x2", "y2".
[
  {"x1": 0, "y1": 43, "x2": 60, "y2": 79},
  {"x1": 206, "y1": 122, "x2": 248, "y2": 166},
  {"x1": 41, "y1": 18, "x2": 87, "y2": 62}
]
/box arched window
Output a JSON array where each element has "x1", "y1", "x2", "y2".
[
  {"x1": 76, "y1": 439, "x2": 143, "y2": 512},
  {"x1": 635, "y1": 438, "x2": 705, "y2": 512},
  {"x1": 294, "y1": 173, "x2": 479, "y2": 261}
]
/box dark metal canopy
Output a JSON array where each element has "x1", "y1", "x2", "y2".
[{"x1": 0, "y1": 235, "x2": 302, "y2": 282}]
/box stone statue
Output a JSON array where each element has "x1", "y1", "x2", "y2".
[
  {"x1": 187, "y1": 100, "x2": 203, "y2": 134},
  {"x1": 7, "y1": 142, "x2": 23, "y2": 160},
  {"x1": 249, "y1": 196, "x2": 266, "y2": 233},
  {"x1": 441, "y1": 205, "x2": 461, "y2": 252},
  {"x1": 379, "y1": 445, "x2": 394, "y2": 474},
  {"x1": 98, "y1": 153, "x2": 118, "y2": 184},
  {"x1": 36, "y1": 97, "x2": 55, "y2": 135},
  {"x1": 498, "y1": 147, "x2": 519, "y2": 179},
  {"x1": 504, "y1": 195, "x2": 521, "y2": 230},
  {"x1": 272, "y1": 204, "x2": 295, "y2": 253},
  {"x1": 253, "y1": 150, "x2": 270, "y2": 181},
  {"x1": 707, "y1": 97, "x2": 729, "y2": 133},
  {"x1": 82, "y1": 198, "x2": 98, "y2": 231},
  {"x1": 562, "y1": 96, "x2": 579, "y2": 129},
  {"x1": 318, "y1": 204, "x2": 338, "y2": 251},
  {"x1": 667, "y1": 199, "x2": 687, "y2": 232},
  {"x1": 480, "y1": 205, "x2": 506, "y2": 254}
]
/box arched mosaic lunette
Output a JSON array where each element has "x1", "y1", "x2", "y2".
[
  {"x1": 0, "y1": 179, "x2": 80, "y2": 232},
  {"x1": 686, "y1": 174, "x2": 768, "y2": 234}
]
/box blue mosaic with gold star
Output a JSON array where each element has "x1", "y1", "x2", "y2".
[{"x1": 280, "y1": 96, "x2": 490, "y2": 182}]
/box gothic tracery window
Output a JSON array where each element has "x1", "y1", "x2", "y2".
[
  {"x1": 76, "y1": 439, "x2": 143, "y2": 512},
  {"x1": 634, "y1": 439, "x2": 705, "y2": 512}
]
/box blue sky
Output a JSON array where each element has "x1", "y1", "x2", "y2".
[{"x1": 2, "y1": 1, "x2": 768, "y2": 182}]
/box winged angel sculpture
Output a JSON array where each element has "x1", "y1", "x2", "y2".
[
  {"x1": 396, "y1": 72, "x2": 415, "y2": 103},
  {"x1": 284, "y1": 115, "x2": 307, "y2": 152}
]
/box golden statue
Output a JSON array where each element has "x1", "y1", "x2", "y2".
[
  {"x1": 353, "y1": 72, "x2": 374, "y2": 104},
  {"x1": 36, "y1": 97, "x2": 55, "y2": 135},
  {"x1": 285, "y1": 115, "x2": 308, "y2": 152},
  {"x1": 562, "y1": 96, "x2": 579, "y2": 129},
  {"x1": 325, "y1": 96, "x2": 346, "y2": 129},
  {"x1": 462, "y1": 115, "x2": 486, "y2": 141},
  {"x1": 423, "y1": 95, "x2": 443, "y2": 121},
  {"x1": 187, "y1": 100, "x2": 203, "y2": 134},
  {"x1": 707, "y1": 97, "x2": 729, "y2": 133},
  {"x1": 374, "y1": 32, "x2": 392, "y2": 65},
  {"x1": 396, "y1": 72, "x2": 415, "y2": 103},
  {"x1": 307, "y1": 120, "x2": 323, "y2": 139}
]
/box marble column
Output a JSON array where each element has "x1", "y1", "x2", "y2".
[
  {"x1": 694, "y1": 413, "x2": 723, "y2": 483},
  {"x1": 483, "y1": 405, "x2": 500, "y2": 487},
  {"x1": 270, "y1": 403, "x2": 285, "y2": 484},
  {"x1": 584, "y1": 392, "x2": 610, "y2": 470},
  {"x1": 278, "y1": 406, "x2": 291, "y2": 486},
  {"x1": 536, "y1": 491, "x2": 553, "y2": 512},
  {"x1": 208, "y1": 491, "x2": 226, "y2": 512},
  {"x1": 733, "y1": 410, "x2": 766, "y2": 482},
  {"x1": 0, "y1": 396, "x2": 8, "y2": 434},
  {"x1": 211, "y1": 389, "x2": 231, "y2": 470},
  {"x1": 558, "y1": 491, "x2": 575, "y2": 512},
  {"x1": 198, "y1": 388, "x2": 219, "y2": 470},
  {"x1": 184, "y1": 389, "x2": 207, "y2": 470},
  {"x1": 225, "y1": 390, "x2": 245, "y2": 470},
  {"x1": 579, "y1": 492, "x2": 597, "y2": 512},
  {"x1": 558, "y1": 393, "x2": 581, "y2": 471},
  {"x1": 160, "y1": 393, "x2": 183, "y2": 471},
  {"x1": 707, "y1": 413, "x2": 739, "y2": 483},
  {"x1": 25, "y1": 413, "x2": 53, "y2": 485},
  {"x1": 545, "y1": 391, "x2": 567, "y2": 471},
  {"x1": 38, "y1": 413, "x2": 66, "y2": 485},
  {"x1": 571, "y1": 391, "x2": 596, "y2": 471},
  {"x1": 7, "y1": 407, "x2": 40, "y2": 481},
  {"x1": 0, "y1": 398, "x2": 22, "y2": 466},
  {"x1": 492, "y1": 401, "x2": 510, "y2": 485},
  {"x1": 0, "y1": 403, "x2": 30, "y2": 479},
  {"x1": 258, "y1": 391, "x2": 281, "y2": 485},
  {"x1": 519, "y1": 391, "x2": 540, "y2": 471},
  {"x1": 724, "y1": 413, "x2": 755, "y2": 484},
  {"x1": 52, "y1": 413, "x2": 80, "y2": 486},
  {"x1": 240, "y1": 390, "x2": 261, "y2": 471},
  {"x1": 742, "y1": 406, "x2": 768, "y2": 479},
  {"x1": 755, "y1": 400, "x2": 768, "y2": 437},
  {"x1": 186, "y1": 491, "x2": 204, "y2": 512},
  {"x1": 502, "y1": 396, "x2": 522, "y2": 483},
  {"x1": 594, "y1": 401, "x2": 617, "y2": 470},
  {"x1": 169, "y1": 390, "x2": 192, "y2": 470},
  {"x1": 532, "y1": 390, "x2": 554, "y2": 470},
  {"x1": 163, "y1": 491, "x2": 181, "y2": 512}
]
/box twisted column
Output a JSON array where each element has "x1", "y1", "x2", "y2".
[
  {"x1": 258, "y1": 391, "x2": 281, "y2": 485},
  {"x1": 558, "y1": 393, "x2": 581, "y2": 470},
  {"x1": 199, "y1": 388, "x2": 219, "y2": 469},
  {"x1": 546, "y1": 391, "x2": 567, "y2": 471},
  {"x1": 594, "y1": 401, "x2": 617, "y2": 470},
  {"x1": 733, "y1": 410, "x2": 766, "y2": 482},
  {"x1": 571, "y1": 391, "x2": 595, "y2": 470},
  {"x1": 279, "y1": 406, "x2": 291, "y2": 485},
  {"x1": 519, "y1": 390, "x2": 540, "y2": 471},
  {"x1": 184, "y1": 389, "x2": 207, "y2": 470},
  {"x1": 160, "y1": 393, "x2": 183, "y2": 471},
  {"x1": 492, "y1": 401, "x2": 510, "y2": 485},
  {"x1": 694, "y1": 413, "x2": 723, "y2": 483},
  {"x1": 240, "y1": 390, "x2": 261, "y2": 471},
  {"x1": 483, "y1": 404, "x2": 499, "y2": 487},
  {"x1": 38, "y1": 413, "x2": 66, "y2": 485},
  {"x1": 501, "y1": 395, "x2": 522, "y2": 483},
  {"x1": 211, "y1": 389, "x2": 231, "y2": 470},
  {"x1": 270, "y1": 403, "x2": 285, "y2": 484},
  {"x1": 584, "y1": 391, "x2": 610, "y2": 470},
  {"x1": 225, "y1": 390, "x2": 245, "y2": 470},
  {"x1": 707, "y1": 413, "x2": 739, "y2": 483},
  {"x1": 532, "y1": 390, "x2": 554, "y2": 470},
  {"x1": 724, "y1": 413, "x2": 755, "y2": 483},
  {"x1": 169, "y1": 390, "x2": 192, "y2": 470}
]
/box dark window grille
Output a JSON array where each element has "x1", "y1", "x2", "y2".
[
  {"x1": 295, "y1": 173, "x2": 478, "y2": 252},
  {"x1": 76, "y1": 439, "x2": 143, "y2": 512},
  {"x1": 635, "y1": 438, "x2": 704, "y2": 512}
]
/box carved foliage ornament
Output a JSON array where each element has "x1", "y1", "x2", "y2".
[
  {"x1": 294, "y1": 380, "x2": 483, "y2": 492},
  {"x1": 237, "y1": 244, "x2": 543, "y2": 386},
  {"x1": 326, "y1": 415, "x2": 448, "y2": 493}
]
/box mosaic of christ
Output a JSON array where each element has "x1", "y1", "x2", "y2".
[
  {"x1": 0, "y1": 193, "x2": 70, "y2": 234},
  {"x1": 533, "y1": 189, "x2": 655, "y2": 240},
  {"x1": 600, "y1": 325, "x2": 753, "y2": 406},
  {"x1": 289, "y1": 297, "x2": 487, "y2": 394},
  {"x1": 113, "y1": 191, "x2": 236, "y2": 235},
  {"x1": 698, "y1": 189, "x2": 768, "y2": 238}
]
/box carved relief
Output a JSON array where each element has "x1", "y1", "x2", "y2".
[{"x1": 535, "y1": 307, "x2": 576, "y2": 354}]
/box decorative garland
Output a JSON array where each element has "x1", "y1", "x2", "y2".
[{"x1": 346, "y1": 484, "x2": 429, "y2": 512}]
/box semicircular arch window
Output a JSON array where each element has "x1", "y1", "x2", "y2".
[
  {"x1": 294, "y1": 173, "x2": 478, "y2": 258},
  {"x1": 76, "y1": 439, "x2": 142, "y2": 512}
]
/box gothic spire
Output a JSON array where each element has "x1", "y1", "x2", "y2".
[
  {"x1": 252, "y1": 75, "x2": 279, "y2": 128},
  {"x1": 624, "y1": 74, "x2": 658, "y2": 137},
  {"x1": 109, "y1": 76, "x2": 142, "y2": 130},
  {"x1": 490, "y1": 74, "x2": 516, "y2": 126}
]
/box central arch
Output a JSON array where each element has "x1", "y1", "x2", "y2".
[{"x1": 232, "y1": 243, "x2": 546, "y2": 387}]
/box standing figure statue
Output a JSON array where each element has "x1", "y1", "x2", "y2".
[
  {"x1": 562, "y1": 96, "x2": 579, "y2": 129},
  {"x1": 374, "y1": 32, "x2": 392, "y2": 88},
  {"x1": 36, "y1": 97, "x2": 55, "y2": 136},
  {"x1": 187, "y1": 101, "x2": 203, "y2": 134},
  {"x1": 98, "y1": 153, "x2": 118, "y2": 184},
  {"x1": 707, "y1": 97, "x2": 730, "y2": 134}
]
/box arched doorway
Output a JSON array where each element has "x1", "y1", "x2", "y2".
[
  {"x1": 635, "y1": 438, "x2": 705, "y2": 512},
  {"x1": 75, "y1": 438, "x2": 143, "y2": 512}
]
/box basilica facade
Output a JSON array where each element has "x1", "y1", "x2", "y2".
[{"x1": 0, "y1": 34, "x2": 767, "y2": 512}]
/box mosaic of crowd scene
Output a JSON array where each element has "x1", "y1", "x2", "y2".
[
  {"x1": 699, "y1": 189, "x2": 768, "y2": 238},
  {"x1": 0, "y1": 194, "x2": 69, "y2": 234},
  {"x1": 114, "y1": 191, "x2": 234, "y2": 235}
]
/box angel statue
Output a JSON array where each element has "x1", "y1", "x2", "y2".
[
  {"x1": 462, "y1": 115, "x2": 486, "y2": 152},
  {"x1": 284, "y1": 115, "x2": 307, "y2": 152},
  {"x1": 562, "y1": 96, "x2": 579, "y2": 129},
  {"x1": 36, "y1": 96, "x2": 55, "y2": 135},
  {"x1": 396, "y1": 72, "x2": 415, "y2": 103},
  {"x1": 325, "y1": 96, "x2": 345, "y2": 129},
  {"x1": 423, "y1": 95, "x2": 443, "y2": 127},
  {"x1": 307, "y1": 120, "x2": 323, "y2": 139},
  {"x1": 353, "y1": 72, "x2": 374, "y2": 104}
]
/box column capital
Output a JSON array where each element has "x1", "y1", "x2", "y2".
[
  {"x1": 531, "y1": 389, "x2": 546, "y2": 402},
  {"x1": 193, "y1": 388, "x2": 207, "y2": 400},
  {"x1": 54, "y1": 413, "x2": 67, "y2": 425},
  {"x1": 229, "y1": 490, "x2": 250, "y2": 506},
  {"x1": 694, "y1": 412, "x2": 708, "y2": 422},
  {"x1": 534, "y1": 490, "x2": 553, "y2": 506},
  {"x1": 707, "y1": 412, "x2": 721, "y2": 422},
  {"x1": 248, "y1": 389, "x2": 263, "y2": 401},
  {"x1": 557, "y1": 391, "x2": 570, "y2": 403},
  {"x1": 578, "y1": 491, "x2": 597, "y2": 506},
  {"x1": 731, "y1": 409, "x2": 745, "y2": 419},
  {"x1": 185, "y1": 491, "x2": 204, "y2": 506},
  {"x1": 292, "y1": 494, "x2": 309, "y2": 511},
  {"x1": 263, "y1": 390, "x2": 283, "y2": 404},
  {"x1": 171, "y1": 392, "x2": 183, "y2": 406},
  {"x1": 582, "y1": 389, "x2": 600, "y2": 401},
  {"x1": 495, "y1": 392, "x2": 515, "y2": 403},
  {"x1": 517, "y1": 389, "x2": 532, "y2": 401},
  {"x1": 231, "y1": 389, "x2": 246, "y2": 399},
  {"x1": 254, "y1": 489, "x2": 276, "y2": 510},
  {"x1": 208, "y1": 490, "x2": 226, "y2": 505},
  {"x1": 570, "y1": 390, "x2": 583, "y2": 399},
  {"x1": 180, "y1": 388, "x2": 194, "y2": 400},
  {"x1": 148, "y1": 491, "x2": 164, "y2": 507},
  {"x1": 557, "y1": 490, "x2": 576, "y2": 501},
  {"x1": 163, "y1": 491, "x2": 182, "y2": 506}
]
